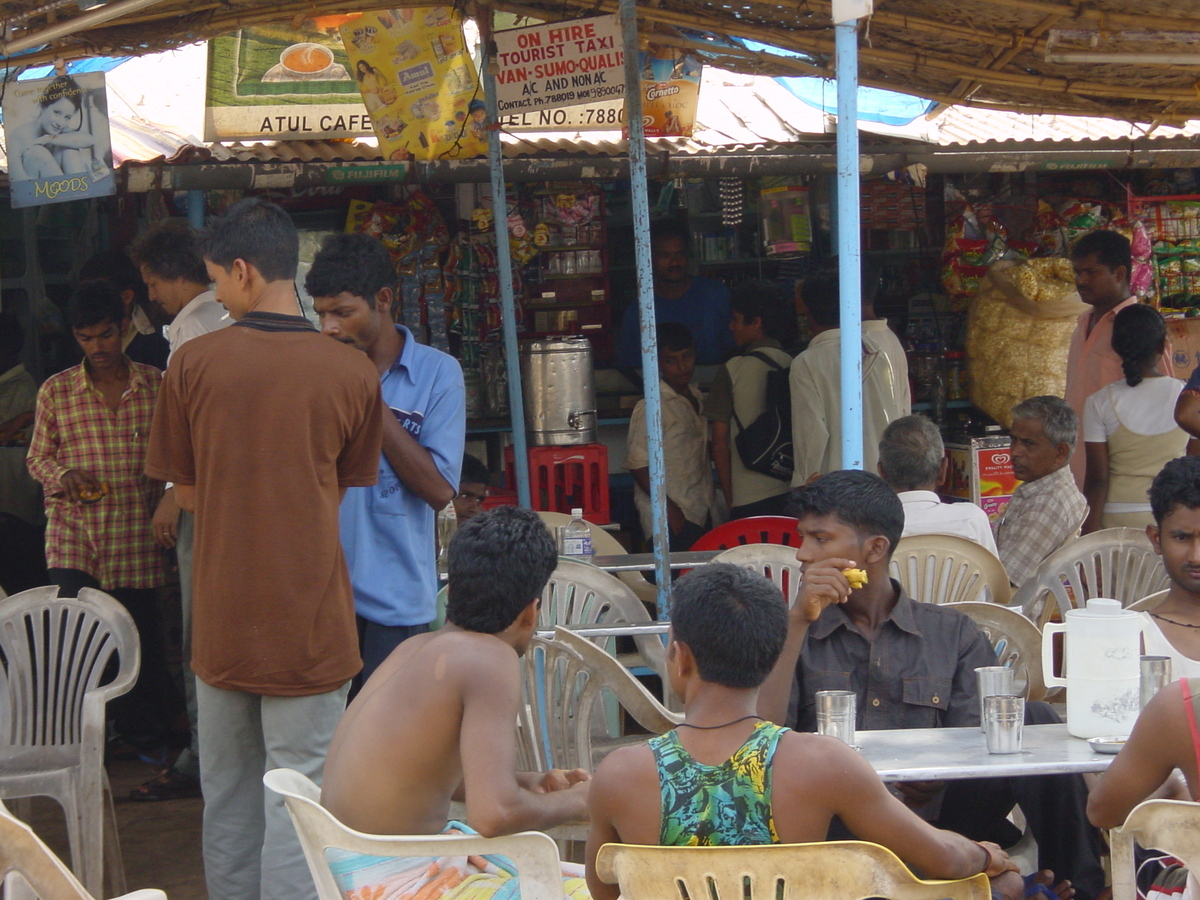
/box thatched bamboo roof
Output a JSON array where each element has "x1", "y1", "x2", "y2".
[{"x1": 5, "y1": 0, "x2": 1200, "y2": 124}]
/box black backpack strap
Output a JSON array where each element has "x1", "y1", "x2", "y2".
[{"x1": 744, "y1": 350, "x2": 788, "y2": 371}]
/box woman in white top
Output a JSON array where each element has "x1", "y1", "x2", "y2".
[{"x1": 1082, "y1": 303, "x2": 1188, "y2": 533}]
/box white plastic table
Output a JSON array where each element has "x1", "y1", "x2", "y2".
[
  {"x1": 857, "y1": 723, "x2": 1117, "y2": 782},
  {"x1": 590, "y1": 550, "x2": 721, "y2": 572}
]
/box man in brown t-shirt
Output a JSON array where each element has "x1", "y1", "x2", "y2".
[{"x1": 146, "y1": 198, "x2": 383, "y2": 900}]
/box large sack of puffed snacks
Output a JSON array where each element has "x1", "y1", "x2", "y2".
[{"x1": 967, "y1": 258, "x2": 1088, "y2": 428}]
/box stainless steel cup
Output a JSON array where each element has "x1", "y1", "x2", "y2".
[
  {"x1": 1140, "y1": 655, "x2": 1173, "y2": 709},
  {"x1": 975, "y1": 666, "x2": 1014, "y2": 732},
  {"x1": 984, "y1": 694, "x2": 1024, "y2": 754},
  {"x1": 816, "y1": 690, "x2": 856, "y2": 746}
]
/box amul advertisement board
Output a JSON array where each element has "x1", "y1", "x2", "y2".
[
  {"x1": 205, "y1": 19, "x2": 373, "y2": 141},
  {"x1": 4, "y1": 72, "x2": 115, "y2": 208}
]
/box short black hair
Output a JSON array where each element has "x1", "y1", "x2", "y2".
[
  {"x1": 650, "y1": 219, "x2": 690, "y2": 249},
  {"x1": 789, "y1": 469, "x2": 904, "y2": 559},
  {"x1": 460, "y1": 453, "x2": 490, "y2": 486},
  {"x1": 305, "y1": 232, "x2": 395, "y2": 302},
  {"x1": 729, "y1": 279, "x2": 797, "y2": 346},
  {"x1": 0, "y1": 312, "x2": 24, "y2": 359},
  {"x1": 68, "y1": 280, "x2": 126, "y2": 331},
  {"x1": 657, "y1": 321, "x2": 694, "y2": 354},
  {"x1": 1071, "y1": 230, "x2": 1132, "y2": 276},
  {"x1": 446, "y1": 507, "x2": 557, "y2": 633},
  {"x1": 129, "y1": 219, "x2": 210, "y2": 285},
  {"x1": 79, "y1": 250, "x2": 148, "y2": 306},
  {"x1": 670, "y1": 563, "x2": 788, "y2": 689},
  {"x1": 801, "y1": 261, "x2": 883, "y2": 328},
  {"x1": 1150, "y1": 456, "x2": 1200, "y2": 526},
  {"x1": 1111, "y1": 303, "x2": 1166, "y2": 388},
  {"x1": 198, "y1": 198, "x2": 299, "y2": 283}
]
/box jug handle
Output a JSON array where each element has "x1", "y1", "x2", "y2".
[
  {"x1": 568, "y1": 409, "x2": 596, "y2": 430},
  {"x1": 1041, "y1": 621, "x2": 1067, "y2": 689}
]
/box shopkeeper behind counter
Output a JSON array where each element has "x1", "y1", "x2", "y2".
[{"x1": 617, "y1": 219, "x2": 735, "y2": 368}]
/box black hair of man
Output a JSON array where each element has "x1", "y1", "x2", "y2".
[
  {"x1": 68, "y1": 280, "x2": 127, "y2": 331},
  {"x1": 802, "y1": 261, "x2": 884, "y2": 329},
  {"x1": 1149, "y1": 456, "x2": 1200, "y2": 526},
  {"x1": 670, "y1": 562, "x2": 788, "y2": 689},
  {"x1": 729, "y1": 279, "x2": 798, "y2": 347},
  {"x1": 649, "y1": 218, "x2": 691, "y2": 250},
  {"x1": 129, "y1": 219, "x2": 210, "y2": 285},
  {"x1": 1111, "y1": 303, "x2": 1166, "y2": 388},
  {"x1": 79, "y1": 250, "x2": 149, "y2": 306},
  {"x1": 305, "y1": 232, "x2": 395, "y2": 302},
  {"x1": 878, "y1": 414, "x2": 944, "y2": 492},
  {"x1": 788, "y1": 469, "x2": 904, "y2": 560},
  {"x1": 0, "y1": 312, "x2": 24, "y2": 360},
  {"x1": 198, "y1": 197, "x2": 299, "y2": 283},
  {"x1": 445, "y1": 506, "x2": 557, "y2": 634},
  {"x1": 1070, "y1": 229, "x2": 1132, "y2": 276},
  {"x1": 460, "y1": 453, "x2": 490, "y2": 487},
  {"x1": 657, "y1": 321, "x2": 695, "y2": 354}
]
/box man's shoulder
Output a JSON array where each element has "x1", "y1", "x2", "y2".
[
  {"x1": 39, "y1": 366, "x2": 80, "y2": 393},
  {"x1": 689, "y1": 276, "x2": 731, "y2": 301},
  {"x1": 404, "y1": 340, "x2": 465, "y2": 384}
]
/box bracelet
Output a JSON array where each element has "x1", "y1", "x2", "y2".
[{"x1": 975, "y1": 842, "x2": 992, "y2": 875}]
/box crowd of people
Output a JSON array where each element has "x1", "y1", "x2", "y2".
[{"x1": 6, "y1": 201, "x2": 1200, "y2": 900}]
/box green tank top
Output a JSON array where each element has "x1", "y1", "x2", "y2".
[{"x1": 651, "y1": 720, "x2": 788, "y2": 846}]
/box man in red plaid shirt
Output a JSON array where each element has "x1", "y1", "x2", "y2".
[{"x1": 27, "y1": 279, "x2": 180, "y2": 748}]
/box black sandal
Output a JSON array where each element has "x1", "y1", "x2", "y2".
[{"x1": 129, "y1": 768, "x2": 202, "y2": 802}]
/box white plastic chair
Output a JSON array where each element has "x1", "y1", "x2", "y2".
[
  {"x1": 712, "y1": 544, "x2": 802, "y2": 607},
  {"x1": 1129, "y1": 589, "x2": 1168, "y2": 613},
  {"x1": 954, "y1": 601, "x2": 1046, "y2": 702},
  {"x1": 890, "y1": 534, "x2": 1012, "y2": 606},
  {"x1": 0, "y1": 586, "x2": 139, "y2": 897},
  {"x1": 537, "y1": 511, "x2": 656, "y2": 608},
  {"x1": 0, "y1": 798, "x2": 164, "y2": 900},
  {"x1": 596, "y1": 841, "x2": 991, "y2": 900},
  {"x1": 263, "y1": 768, "x2": 567, "y2": 900},
  {"x1": 1110, "y1": 799, "x2": 1200, "y2": 900},
  {"x1": 1011, "y1": 528, "x2": 1171, "y2": 626}
]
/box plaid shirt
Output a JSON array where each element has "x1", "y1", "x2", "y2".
[
  {"x1": 27, "y1": 359, "x2": 167, "y2": 589},
  {"x1": 995, "y1": 464, "x2": 1087, "y2": 589}
]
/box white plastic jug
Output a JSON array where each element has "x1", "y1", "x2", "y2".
[{"x1": 1042, "y1": 597, "x2": 1144, "y2": 738}]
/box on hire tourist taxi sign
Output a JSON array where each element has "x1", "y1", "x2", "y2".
[{"x1": 492, "y1": 15, "x2": 626, "y2": 115}]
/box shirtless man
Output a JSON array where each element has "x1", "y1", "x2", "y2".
[
  {"x1": 321, "y1": 505, "x2": 590, "y2": 837},
  {"x1": 584, "y1": 563, "x2": 1021, "y2": 900}
]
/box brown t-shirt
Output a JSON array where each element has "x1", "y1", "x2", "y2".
[{"x1": 146, "y1": 313, "x2": 383, "y2": 696}]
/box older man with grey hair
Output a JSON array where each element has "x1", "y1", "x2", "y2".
[
  {"x1": 995, "y1": 396, "x2": 1088, "y2": 588},
  {"x1": 878, "y1": 415, "x2": 998, "y2": 554}
]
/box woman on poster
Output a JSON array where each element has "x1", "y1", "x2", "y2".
[
  {"x1": 8, "y1": 75, "x2": 107, "y2": 181},
  {"x1": 356, "y1": 60, "x2": 396, "y2": 112}
]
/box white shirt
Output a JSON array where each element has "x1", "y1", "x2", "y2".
[
  {"x1": 898, "y1": 490, "x2": 999, "y2": 555},
  {"x1": 1083, "y1": 376, "x2": 1184, "y2": 441},
  {"x1": 1139, "y1": 611, "x2": 1200, "y2": 680},
  {"x1": 167, "y1": 289, "x2": 229, "y2": 361}
]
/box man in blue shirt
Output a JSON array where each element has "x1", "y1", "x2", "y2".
[
  {"x1": 617, "y1": 220, "x2": 734, "y2": 368},
  {"x1": 307, "y1": 233, "x2": 466, "y2": 686}
]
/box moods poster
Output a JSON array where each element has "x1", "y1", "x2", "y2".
[
  {"x1": 3, "y1": 72, "x2": 115, "y2": 208},
  {"x1": 339, "y1": 7, "x2": 487, "y2": 161}
]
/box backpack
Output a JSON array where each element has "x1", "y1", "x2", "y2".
[{"x1": 731, "y1": 351, "x2": 794, "y2": 482}]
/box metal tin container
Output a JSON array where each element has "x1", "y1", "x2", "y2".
[{"x1": 520, "y1": 336, "x2": 596, "y2": 445}]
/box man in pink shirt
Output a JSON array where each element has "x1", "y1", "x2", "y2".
[{"x1": 1065, "y1": 230, "x2": 1172, "y2": 487}]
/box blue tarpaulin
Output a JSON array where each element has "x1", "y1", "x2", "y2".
[{"x1": 16, "y1": 57, "x2": 130, "y2": 80}]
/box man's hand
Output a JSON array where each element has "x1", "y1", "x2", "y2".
[
  {"x1": 893, "y1": 780, "x2": 945, "y2": 810},
  {"x1": 152, "y1": 488, "x2": 181, "y2": 548},
  {"x1": 60, "y1": 468, "x2": 102, "y2": 504},
  {"x1": 667, "y1": 499, "x2": 687, "y2": 535},
  {"x1": 794, "y1": 558, "x2": 857, "y2": 623},
  {"x1": 978, "y1": 841, "x2": 1020, "y2": 878},
  {"x1": 534, "y1": 768, "x2": 591, "y2": 793}
]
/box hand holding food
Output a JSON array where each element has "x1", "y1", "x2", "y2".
[{"x1": 842, "y1": 568, "x2": 869, "y2": 590}]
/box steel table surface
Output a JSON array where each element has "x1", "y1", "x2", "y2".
[
  {"x1": 857, "y1": 723, "x2": 1116, "y2": 782},
  {"x1": 590, "y1": 550, "x2": 721, "y2": 572}
]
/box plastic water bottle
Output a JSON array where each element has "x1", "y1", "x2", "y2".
[{"x1": 561, "y1": 508, "x2": 593, "y2": 560}]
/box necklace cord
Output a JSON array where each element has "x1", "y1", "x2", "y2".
[{"x1": 677, "y1": 715, "x2": 764, "y2": 731}]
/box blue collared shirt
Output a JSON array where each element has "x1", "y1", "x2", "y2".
[{"x1": 340, "y1": 325, "x2": 466, "y2": 626}]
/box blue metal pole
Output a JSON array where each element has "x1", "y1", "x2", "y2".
[
  {"x1": 620, "y1": 0, "x2": 670, "y2": 612},
  {"x1": 481, "y1": 12, "x2": 531, "y2": 508},
  {"x1": 186, "y1": 190, "x2": 204, "y2": 229},
  {"x1": 835, "y1": 18, "x2": 863, "y2": 470}
]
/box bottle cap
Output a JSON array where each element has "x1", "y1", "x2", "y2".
[{"x1": 571, "y1": 508, "x2": 583, "y2": 518}]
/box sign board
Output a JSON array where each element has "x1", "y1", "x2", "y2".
[
  {"x1": 3, "y1": 72, "x2": 116, "y2": 208},
  {"x1": 205, "y1": 21, "x2": 373, "y2": 141},
  {"x1": 630, "y1": 46, "x2": 702, "y2": 138},
  {"x1": 340, "y1": 7, "x2": 488, "y2": 161},
  {"x1": 492, "y1": 15, "x2": 624, "y2": 115}
]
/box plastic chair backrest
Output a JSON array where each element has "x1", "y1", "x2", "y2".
[
  {"x1": 536, "y1": 512, "x2": 657, "y2": 607},
  {"x1": 263, "y1": 768, "x2": 566, "y2": 900},
  {"x1": 1011, "y1": 527, "x2": 1170, "y2": 626},
  {"x1": 712, "y1": 544, "x2": 802, "y2": 607},
  {"x1": 690, "y1": 516, "x2": 800, "y2": 552},
  {"x1": 953, "y1": 601, "x2": 1046, "y2": 702},
  {"x1": 596, "y1": 842, "x2": 990, "y2": 900},
  {"x1": 540, "y1": 559, "x2": 665, "y2": 679},
  {"x1": 890, "y1": 534, "x2": 1012, "y2": 606},
  {"x1": 1110, "y1": 800, "x2": 1200, "y2": 900},
  {"x1": 1129, "y1": 590, "x2": 1168, "y2": 613}
]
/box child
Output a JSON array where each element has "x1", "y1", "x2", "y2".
[{"x1": 625, "y1": 322, "x2": 718, "y2": 551}]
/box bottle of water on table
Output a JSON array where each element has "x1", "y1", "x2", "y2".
[{"x1": 561, "y1": 508, "x2": 593, "y2": 560}]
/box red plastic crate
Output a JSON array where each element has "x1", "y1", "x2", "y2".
[
  {"x1": 504, "y1": 443, "x2": 610, "y2": 525},
  {"x1": 481, "y1": 487, "x2": 519, "y2": 510}
]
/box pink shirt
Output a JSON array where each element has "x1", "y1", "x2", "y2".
[{"x1": 1064, "y1": 297, "x2": 1173, "y2": 486}]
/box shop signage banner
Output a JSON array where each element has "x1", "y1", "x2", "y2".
[
  {"x1": 492, "y1": 15, "x2": 624, "y2": 115},
  {"x1": 339, "y1": 7, "x2": 488, "y2": 161},
  {"x1": 3, "y1": 72, "x2": 116, "y2": 208},
  {"x1": 205, "y1": 21, "x2": 373, "y2": 141}
]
